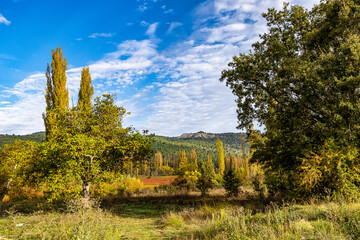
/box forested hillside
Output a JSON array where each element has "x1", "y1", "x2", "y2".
[
  {"x1": 0, "y1": 132, "x2": 45, "y2": 147},
  {"x1": 153, "y1": 132, "x2": 247, "y2": 162},
  {"x1": 0, "y1": 131, "x2": 247, "y2": 161}
]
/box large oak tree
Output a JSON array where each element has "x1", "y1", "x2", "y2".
[{"x1": 221, "y1": 0, "x2": 360, "y2": 198}]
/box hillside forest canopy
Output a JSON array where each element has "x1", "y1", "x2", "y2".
[{"x1": 1, "y1": 0, "x2": 360, "y2": 212}]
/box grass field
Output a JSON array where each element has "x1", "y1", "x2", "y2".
[{"x1": 1, "y1": 189, "x2": 360, "y2": 239}]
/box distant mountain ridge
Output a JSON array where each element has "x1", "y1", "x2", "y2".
[{"x1": 179, "y1": 131, "x2": 216, "y2": 139}]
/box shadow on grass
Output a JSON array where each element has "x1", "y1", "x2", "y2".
[
  {"x1": 100, "y1": 194, "x2": 271, "y2": 219},
  {"x1": 1, "y1": 193, "x2": 272, "y2": 220}
]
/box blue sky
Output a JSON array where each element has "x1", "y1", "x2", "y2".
[{"x1": 0, "y1": 0, "x2": 319, "y2": 136}]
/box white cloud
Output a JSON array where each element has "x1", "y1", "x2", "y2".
[
  {"x1": 144, "y1": 43, "x2": 240, "y2": 136},
  {"x1": 0, "y1": 14, "x2": 11, "y2": 26},
  {"x1": 140, "y1": 21, "x2": 149, "y2": 27},
  {"x1": 0, "y1": 0, "x2": 321, "y2": 135},
  {"x1": 164, "y1": 9, "x2": 174, "y2": 14},
  {"x1": 138, "y1": 4, "x2": 147, "y2": 12},
  {"x1": 167, "y1": 22, "x2": 182, "y2": 34},
  {"x1": 0, "y1": 40, "x2": 158, "y2": 134},
  {"x1": 88, "y1": 33, "x2": 115, "y2": 38},
  {"x1": 145, "y1": 23, "x2": 159, "y2": 36}
]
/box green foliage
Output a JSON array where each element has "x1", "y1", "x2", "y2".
[
  {"x1": 78, "y1": 66, "x2": 94, "y2": 113},
  {"x1": 193, "y1": 202, "x2": 360, "y2": 239},
  {"x1": 162, "y1": 212, "x2": 185, "y2": 228},
  {"x1": 0, "y1": 132, "x2": 45, "y2": 147},
  {"x1": 298, "y1": 140, "x2": 360, "y2": 200},
  {"x1": 197, "y1": 157, "x2": 216, "y2": 196},
  {"x1": 152, "y1": 133, "x2": 248, "y2": 168},
  {"x1": 216, "y1": 139, "x2": 225, "y2": 175},
  {"x1": 1, "y1": 198, "x2": 121, "y2": 239},
  {"x1": 221, "y1": 0, "x2": 360, "y2": 198},
  {"x1": 158, "y1": 165, "x2": 175, "y2": 176},
  {"x1": 0, "y1": 140, "x2": 38, "y2": 208},
  {"x1": 223, "y1": 169, "x2": 241, "y2": 197},
  {"x1": 27, "y1": 49, "x2": 154, "y2": 201},
  {"x1": 92, "y1": 173, "x2": 143, "y2": 197},
  {"x1": 173, "y1": 155, "x2": 201, "y2": 191}
]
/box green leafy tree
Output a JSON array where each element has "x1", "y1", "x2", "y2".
[
  {"x1": 0, "y1": 141, "x2": 37, "y2": 209},
  {"x1": 223, "y1": 169, "x2": 241, "y2": 197},
  {"x1": 38, "y1": 133, "x2": 104, "y2": 200},
  {"x1": 220, "y1": 0, "x2": 360, "y2": 198},
  {"x1": 92, "y1": 94, "x2": 128, "y2": 142},
  {"x1": 197, "y1": 156, "x2": 216, "y2": 196},
  {"x1": 35, "y1": 49, "x2": 153, "y2": 201}
]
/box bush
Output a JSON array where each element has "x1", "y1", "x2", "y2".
[
  {"x1": 158, "y1": 166, "x2": 175, "y2": 176},
  {"x1": 173, "y1": 170, "x2": 200, "y2": 191},
  {"x1": 298, "y1": 140, "x2": 360, "y2": 200},
  {"x1": 162, "y1": 212, "x2": 185, "y2": 228},
  {"x1": 197, "y1": 160, "x2": 216, "y2": 196},
  {"x1": 223, "y1": 169, "x2": 241, "y2": 196},
  {"x1": 252, "y1": 176, "x2": 266, "y2": 199},
  {"x1": 93, "y1": 174, "x2": 143, "y2": 197}
]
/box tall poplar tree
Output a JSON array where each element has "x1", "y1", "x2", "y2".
[
  {"x1": 190, "y1": 149, "x2": 197, "y2": 169},
  {"x1": 240, "y1": 133, "x2": 247, "y2": 161},
  {"x1": 43, "y1": 47, "x2": 69, "y2": 140},
  {"x1": 216, "y1": 139, "x2": 225, "y2": 175},
  {"x1": 78, "y1": 66, "x2": 94, "y2": 112}
]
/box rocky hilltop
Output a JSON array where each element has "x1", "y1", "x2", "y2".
[{"x1": 178, "y1": 131, "x2": 217, "y2": 139}]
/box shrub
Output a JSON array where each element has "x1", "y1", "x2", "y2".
[
  {"x1": 173, "y1": 169, "x2": 200, "y2": 191},
  {"x1": 223, "y1": 169, "x2": 241, "y2": 196},
  {"x1": 93, "y1": 174, "x2": 143, "y2": 197},
  {"x1": 298, "y1": 140, "x2": 360, "y2": 200},
  {"x1": 162, "y1": 212, "x2": 185, "y2": 228},
  {"x1": 197, "y1": 160, "x2": 216, "y2": 196}
]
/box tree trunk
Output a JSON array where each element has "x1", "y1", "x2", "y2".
[
  {"x1": 0, "y1": 194, "x2": 5, "y2": 212},
  {"x1": 83, "y1": 180, "x2": 91, "y2": 201}
]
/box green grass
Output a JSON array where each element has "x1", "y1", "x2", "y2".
[
  {"x1": 1, "y1": 195, "x2": 360, "y2": 239},
  {"x1": 0, "y1": 199, "x2": 182, "y2": 239},
  {"x1": 183, "y1": 201, "x2": 360, "y2": 239}
]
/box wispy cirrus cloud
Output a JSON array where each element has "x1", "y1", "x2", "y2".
[
  {"x1": 166, "y1": 22, "x2": 182, "y2": 34},
  {"x1": 0, "y1": 54, "x2": 17, "y2": 60},
  {"x1": 88, "y1": 33, "x2": 115, "y2": 38},
  {"x1": 0, "y1": 14, "x2": 11, "y2": 25}
]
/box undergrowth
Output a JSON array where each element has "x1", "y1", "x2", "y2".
[{"x1": 0, "y1": 198, "x2": 121, "y2": 240}]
